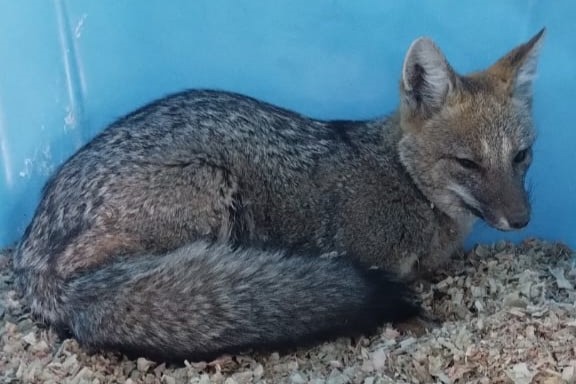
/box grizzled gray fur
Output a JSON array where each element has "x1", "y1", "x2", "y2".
[{"x1": 12, "y1": 29, "x2": 544, "y2": 362}]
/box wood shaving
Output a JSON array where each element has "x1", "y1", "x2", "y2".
[{"x1": 1, "y1": 238, "x2": 575, "y2": 383}]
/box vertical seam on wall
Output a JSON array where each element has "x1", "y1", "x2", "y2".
[
  {"x1": 54, "y1": 0, "x2": 86, "y2": 148},
  {"x1": 0, "y1": 96, "x2": 13, "y2": 188}
]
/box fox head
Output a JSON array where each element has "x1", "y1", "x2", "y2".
[{"x1": 398, "y1": 29, "x2": 545, "y2": 232}]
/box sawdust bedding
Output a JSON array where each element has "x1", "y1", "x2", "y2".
[{"x1": 1, "y1": 238, "x2": 575, "y2": 384}]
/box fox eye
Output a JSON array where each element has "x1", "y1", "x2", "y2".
[
  {"x1": 514, "y1": 148, "x2": 529, "y2": 164},
  {"x1": 454, "y1": 157, "x2": 481, "y2": 170}
]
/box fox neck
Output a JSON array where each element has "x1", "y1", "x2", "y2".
[{"x1": 374, "y1": 112, "x2": 478, "y2": 237}]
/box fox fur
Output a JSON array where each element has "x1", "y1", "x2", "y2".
[{"x1": 13, "y1": 28, "x2": 545, "y2": 362}]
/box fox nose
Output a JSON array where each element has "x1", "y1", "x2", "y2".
[
  {"x1": 508, "y1": 215, "x2": 530, "y2": 229},
  {"x1": 499, "y1": 210, "x2": 530, "y2": 230},
  {"x1": 494, "y1": 210, "x2": 530, "y2": 231}
]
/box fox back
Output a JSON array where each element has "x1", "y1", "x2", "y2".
[{"x1": 12, "y1": 30, "x2": 545, "y2": 362}]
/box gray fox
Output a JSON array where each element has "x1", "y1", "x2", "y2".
[{"x1": 12, "y1": 28, "x2": 545, "y2": 362}]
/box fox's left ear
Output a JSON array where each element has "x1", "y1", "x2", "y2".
[{"x1": 488, "y1": 28, "x2": 546, "y2": 106}]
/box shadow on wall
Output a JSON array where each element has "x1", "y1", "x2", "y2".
[{"x1": 0, "y1": 0, "x2": 574, "y2": 249}]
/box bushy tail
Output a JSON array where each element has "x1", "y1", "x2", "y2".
[{"x1": 21, "y1": 241, "x2": 420, "y2": 362}]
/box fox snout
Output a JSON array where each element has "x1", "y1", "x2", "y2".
[
  {"x1": 470, "y1": 180, "x2": 531, "y2": 232},
  {"x1": 484, "y1": 201, "x2": 530, "y2": 231}
]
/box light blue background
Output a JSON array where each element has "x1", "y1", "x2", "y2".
[{"x1": 0, "y1": 1, "x2": 574, "y2": 249}]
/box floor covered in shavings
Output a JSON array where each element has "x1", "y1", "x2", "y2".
[{"x1": 1, "y1": 238, "x2": 575, "y2": 384}]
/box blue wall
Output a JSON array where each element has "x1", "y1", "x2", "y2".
[{"x1": 0, "y1": 1, "x2": 574, "y2": 249}]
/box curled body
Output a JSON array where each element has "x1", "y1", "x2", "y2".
[{"x1": 13, "y1": 29, "x2": 544, "y2": 361}]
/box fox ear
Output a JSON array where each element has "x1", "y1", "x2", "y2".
[
  {"x1": 401, "y1": 37, "x2": 457, "y2": 118},
  {"x1": 488, "y1": 28, "x2": 546, "y2": 107}
]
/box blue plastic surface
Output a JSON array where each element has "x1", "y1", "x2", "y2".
[{"x1": 0, "y1": 1, "x2": 574, "y2": 249}]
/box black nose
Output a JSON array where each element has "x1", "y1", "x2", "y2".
[{"x1": 509, "y1": 215, "x2": 530, "y2": 229}]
